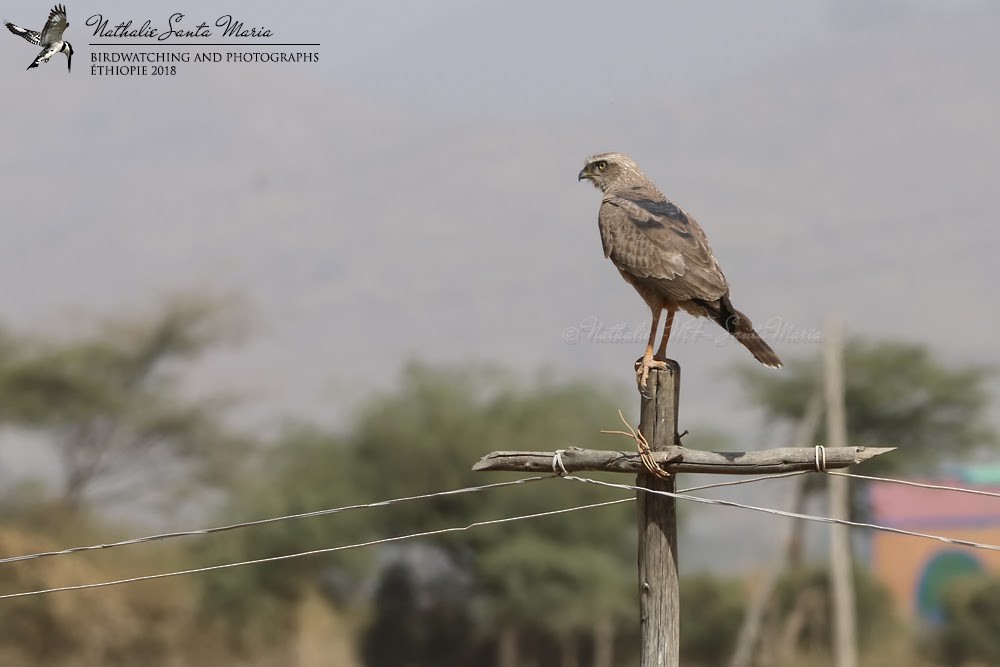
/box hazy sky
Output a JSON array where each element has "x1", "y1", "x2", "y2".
[
  {"x1": 325, "y1": 0, "x2": 989, "y2": 118},
  {"x1": 0, "y1": 0, "x2": 997, "y2": 471}
]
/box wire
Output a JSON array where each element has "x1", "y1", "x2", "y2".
[
  {"x1": 0, "y1": 476, "x2": 552, "y2": 566},
  {"x1": 564, "y1": 475, "x2": 1000, "y2": 553},
  {"x1": 681, "y1": 471, "x2": 810, "y2": 494},
  {"x1": 5, "y1": 466, "x2": 998, "y2": 601},
  {"x1": 826, "y1": 470, "x2": 1000, "y2": 499},
  {"x1": 0, "y1": 497, "x2": 632, "y2": 600},
  {"x1": 0, "y1": 470, "x2": 801, "y2": 571}
]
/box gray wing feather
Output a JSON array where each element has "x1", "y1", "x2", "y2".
[
  {"x1": 598, "y1": 193, "x2": 729, "y2": 302},
  {"x1": 5, "y1": 21, "x2": 40, "y2": 45},
  {"x1": 40, "y1": 5, "x2": 68, "y2": 43}
]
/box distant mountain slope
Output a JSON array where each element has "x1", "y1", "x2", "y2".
[{"x1": 0, "y1": 5, "x2": 996, "y2": 436}]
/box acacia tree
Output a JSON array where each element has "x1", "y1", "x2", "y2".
[
  {"x1": 0, "y1": 293, "x2": 247, "y2": 510},
  {"x1": 733, "y1": 337, "x2": 997, "y2": 474}
]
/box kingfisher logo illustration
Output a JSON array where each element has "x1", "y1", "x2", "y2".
[{"x1": 4, "y1": 4, "x2": 74, "y2": 72}]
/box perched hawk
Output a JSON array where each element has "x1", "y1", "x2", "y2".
[{"x1": 578, "y1": 152, "x2": 781, "y2": 390}]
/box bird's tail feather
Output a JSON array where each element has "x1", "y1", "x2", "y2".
[{"x1": 715, "y1": 296, "x2": 782, "y2": 369}]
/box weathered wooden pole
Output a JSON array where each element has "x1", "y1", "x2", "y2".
[
  {"x1": 637, "y1": 363, "x2": 681, "y2": 667},
  {"x1": 825, "y1": 317, "x2": 858, "y2": 667},
  {"x1": 470, "y1": 354, "x2": 895, "y2": 667},
  {"x1": 473, "y1": 445, "x2": 892, "y2": 474},
  {"x1": 728, "y1": 392, "x2": 823, "y2": 667}
]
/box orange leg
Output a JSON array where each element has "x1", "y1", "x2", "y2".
[
  {"x1": 635, "y1": 306, "x2": 669, "y2": 393},
  {"x1": 643, "y1": 307, "x2": 662, "y2": 364},
  {"x1": 654, "y1": 306, "x2": 677, "y2": 361}
]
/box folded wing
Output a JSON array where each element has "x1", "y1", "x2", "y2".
[{"x1": 599, "y1": 193, "x2": 730, "y2": 303}]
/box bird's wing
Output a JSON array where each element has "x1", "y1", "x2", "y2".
[
  {"x1": 599, "y1": 193, "x2": 729, "y2": 302},
  {"x1": 40, "y1": 4, "x2": 68, "y2": 43},
  {"x1": 28, "y1": 43, "x2": 59, "y2": 68},
  {"x1": 4, "y1": 21, "x2": 41, "y2": 45}
]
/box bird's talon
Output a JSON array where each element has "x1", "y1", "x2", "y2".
[{"x1": 634, "y1": 355, "x2": 668, "y2": 394}]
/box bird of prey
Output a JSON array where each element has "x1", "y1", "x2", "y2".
[
  {"x1": 4, "y1": 5, "x2": 73, "y2": 72},
  {"x1": 578, "y1": 152, "x2": 781, "y2": 390}
]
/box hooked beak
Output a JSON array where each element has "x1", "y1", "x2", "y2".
[{"x1": 577, "y1": 167, "x2": 590, "y2": 182}]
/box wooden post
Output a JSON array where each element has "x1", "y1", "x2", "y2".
[
  {"x1": 471, "y1": 357, "x2": 894, "y2": 667},
  {"x1": 825, "y1": 317, "x2": 858, "y2": 667},
  {"x1": 637, "y1": 364, "x2": 681, "y2": 667},
  {"x1": 473, "y1": 445, "x2": 893, "y2": 475},
  {"x1": 728, "y1": 392, "x2": 823, "y2": 667}
]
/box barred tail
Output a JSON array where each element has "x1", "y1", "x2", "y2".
[{"x1": 715, "y1": 296, "x2": 782, "y2": 369}]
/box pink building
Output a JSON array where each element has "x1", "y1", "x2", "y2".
[{"x1": 868, "y1": 471, "x2": 1000, "y2": 623}]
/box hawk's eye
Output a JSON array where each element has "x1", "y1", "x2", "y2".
[{"x1": 596, "y1": 161, "x2": 608, "y2": 171}]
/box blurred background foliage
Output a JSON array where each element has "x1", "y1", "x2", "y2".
[{"x1": 0, "y1": 296, "x2": 997, "y2": 667}]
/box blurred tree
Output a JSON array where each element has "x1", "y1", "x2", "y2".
[
  {"x1": 347, "y1": 363, "x2": 637, "y2": 665},
  {"x1": 479, "y1": 535, "x2": 633, "y2": 667},
  {"x1": 0, "y1": 526, "x2": 198, "y2": 667},
  {"x1": 728, "y1": 338, "x2": 991, "y2": 667},
  {"x1": 733, "y1": 337, "x2": 997, "y2": 474},
  {"x1": 0, "y1": 293, "x2": 247, "y2": 510},
  {"x1": 362, "y1": 562, "x2": 423, "y2": 666},
  {"x1": 209, "y1": 362, "x2": 639, "y2": 665},
  {"x1": 759, "y1": 566, "x2": 898, "y2": 665},
  {"x1": 680, "y1": 574, "x2": 745, "y2": 667},
  {"x1": 361, "y1": 560, "x2": 478, "y2": 667},
  {"x1": 193, "y1": 424, "x2": 374, "y2": 658},
  {"x1": 933, "y1": 574, "x2": 1000, "y2": 667}
]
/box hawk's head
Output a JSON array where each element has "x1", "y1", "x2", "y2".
[{"x1": 577, "y1": 152, "x2": 647, "y2": 193}]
